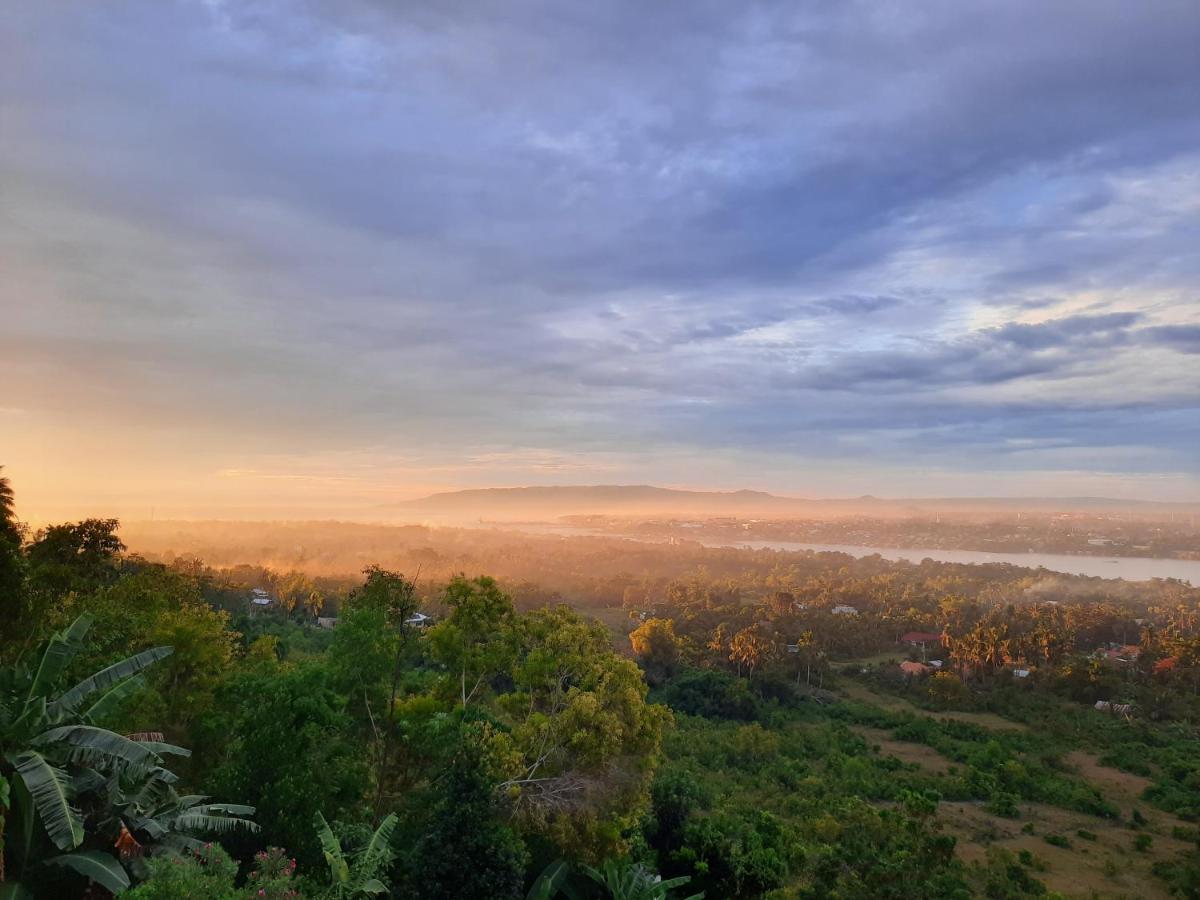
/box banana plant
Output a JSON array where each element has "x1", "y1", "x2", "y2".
[
  {"x1": 0, "y1": 614, "x2": 208, "y2": 896},
  {"x1": 313, "y1": 811, "x2": 398, "y2": 898},
  {"x1": 580, "y1": 860, "x2": 702, "y2": 900},
  {"x1": 527, "y1": 859, "x2": 702, "y2": 900},
  {"x1": 98, "y1": 765, "x2": 258, "y2": 860}
]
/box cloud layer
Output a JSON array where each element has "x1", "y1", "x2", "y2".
[{"x1": 3, "y1": 0, "x2": 1199, "y2": 513}]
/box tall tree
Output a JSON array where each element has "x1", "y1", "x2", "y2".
[{"x1": 0, "y1": 467, "x2": 27, "y2": 648}]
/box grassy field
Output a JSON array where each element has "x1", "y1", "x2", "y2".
[{"x1": 840, "y1": 679, "x2": 1192, "y2": 899}]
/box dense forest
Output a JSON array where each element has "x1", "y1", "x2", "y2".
[{"x1": 2, "y1": 471, "x2": 1199, "y2": 898}]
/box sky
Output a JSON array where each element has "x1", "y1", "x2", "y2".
[{"x1": 3, "y1": 0, "x2": 1199, "y2": 520}]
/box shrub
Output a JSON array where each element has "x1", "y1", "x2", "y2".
[
  {"x1": 1044, "y1": 833, "x2": 1071, "y2": 849},
  {"x1": 1133, "y1": 834, "x2": 1153, "y2": 852},
  {"x1": 245, "y1": 847, "x2": 299, "y2": 899},
  {"x1": 987, "y1": 792, "x2": 1020, "y2": 818},
  {"x1": 125, "y1": 845, "x2": 238, "y2": 900},
  {"x1": 656, "y1": 668, "x2": 761, "y2": 721},
  {"x1": 1076, "y1": 829, "x2": 1098, "y2": 841}
]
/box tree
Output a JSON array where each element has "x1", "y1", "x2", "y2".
[
  {"x1": 0, "y1": 468, "x2": 15, "y2": 540},
  {"x1": 328, "y1": 567, "x2": 419, "y2": 821},
  {"x1": 27, "y1": 519, "x2": 124, "y2": 596},
  {"x1": 729, "y1": 626, "x2": 774, "y2": 680},
  {"x1": 55, "y1": 566, "x2": 238, "y2": 731},
  {"x1": 0, "y1": 467, "x2": 27, "y2": 648},
  {"x1": 196, "y1": 663, "x2": 368, "y2": 870},
  {"x1": 427, "y1": 575, "x2": 516, "y2": 709},
  {"x1": 401, "y1": 741, "x2": 527, "y2": 900},
  {"x1": 629, "y1": 618, "x2": 681, "y2": 678},
  {"x1": 494, "y1": 606, "x2": 671, "y2": 860}
]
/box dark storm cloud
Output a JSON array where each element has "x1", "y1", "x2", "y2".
[{"x1": 2, "y1": 0, "x2": 1199, "y2": 494}]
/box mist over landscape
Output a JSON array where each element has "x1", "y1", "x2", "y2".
[{"x1": 3, "y1": 2, "x2": 1200, "y2": 898}]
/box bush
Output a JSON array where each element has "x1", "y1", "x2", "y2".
[
  {"x1": 1133, "y1": 834, "x2": 1153, "y2": 852},
  {"x1": 656, "y1": 668, "x2": 762, "y2": 721},
  {"x1": 125, "y1": 845, "x2": 238, "y2": 900},
  {"x1": 987, "y1": 792, "x2": 1020, "y2": 818},
  {"x1": 245, "y1": 847, "x2": 299, "y2": 899},
  {"x1": 1044, "y1": 834, "x2": 1071, "y2": 849},
  {"x1": 1076, "y1": 829, "x2": 1098, "y2": 841}
]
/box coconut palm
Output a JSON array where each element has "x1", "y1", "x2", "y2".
[
  {"x1": 313, "y1": 810, "x2": 398, "y2": 898},
  {"x1": 0, "y1": 467, "x2": 18, "y2": 542}
]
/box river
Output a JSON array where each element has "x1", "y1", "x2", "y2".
[
  {"x1": 705, "y1": 539, "x2": 1200, "y2": 584},
  {"x1": 495, "y1": 523, "x2": 1199, "y2": 584}
]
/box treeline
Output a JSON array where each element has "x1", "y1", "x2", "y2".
[
  {"x1": 4, "y1": 471, "x2": 1200, "y2": 898},
  {"x1": 0, "y1": 475, "x2": 684, "y2": 898}
]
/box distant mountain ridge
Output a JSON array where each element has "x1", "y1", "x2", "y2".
[{"x1": 391, "y1": 485, "x2": 1196, "y2": 521}]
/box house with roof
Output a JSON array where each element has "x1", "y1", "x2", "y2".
[
  {"x1": 899, "y1": 661, "x2": 932, "y2": 678},
  {"x1": 900, "y1": 631, "x2": 942, "y2": 648},
  {"x1": 249, "y1": 588, "x2": 272, "y2": 611},
  {"x1": 404, "y1": 612, "x2": 435, "y2": 628},
  {"x1": 831, "y1": 605, "x2": 858, "y2": 616}
]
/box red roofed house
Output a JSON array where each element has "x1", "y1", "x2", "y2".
[
  {"x1": 900, "y1": 631, "x2": 943, "y2": 661},
  {"x1": 899, "y1": 661, "x2": 932, "y2": 678}
]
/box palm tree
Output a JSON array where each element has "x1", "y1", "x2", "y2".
[
  {"x1": 0, "y1": 467, "x2": 18, "y2": 541},
  {"x1": 313, "y1": 810, "x2": 398, "y2": 898}
]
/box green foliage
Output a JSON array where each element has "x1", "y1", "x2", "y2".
[
  {"x1": 1043, "y1": 833, "x2": 1070, "y2": 848},
  {"x1": 313, "y1": 810, "x2": 397, "y2": 898},
  {"x1": 579, "y1": 857, "x2": 702, "y2": 900},
  {"x1": 26, "y1": 518, "x2": 124, "y2": 596},
  {"x1": 197, "y1": 663, "x2": 368, "y2": 869},
  {"x1": 427, "y1": 575, "x2": 517, "y2": 709},
  {"x1": 1151, "y1": 846, "x2": 1200, "y2": 898},
  {"x1": 630, "y1": 618, "x2": 683, "y2": 680},
  {"x1": 970, "y1": 847, "x2": 1047, "y2": 899},
  {"x1": 654, "y1": 668, "x2": 761, "y2": 721},
  {"x1": 124, "y1": 844, "x2": 238, "y2": 900},
  {"x1": 400, "y1": 740, "x2": 528, "y2": 900},
  {"x1": 245, "y1": 846, "x2": 301, "y2": 899},
  {"x1": 0, "y1": 617, "x2": 168, "y2": 882},
  {"x1": 1134, "y1": 833, "x2": 1153, "y2": 852}
]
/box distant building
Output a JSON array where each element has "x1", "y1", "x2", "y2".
[
  {"x1": 1099, "y1": 645, "x2": 1140, "y2": 664},
  {"x1": 316, "y1": 616, "x2": 338, "y2": 629},
  {"x1": 1094, "y1": 700, "x2": 1133, "y2": 715},
  {"x1": 899, "y1": 661, "x2": 932, "y2": 678},
  {"x1": 1012, "y1": 668, "x2": 1031, "y2": 679},
  {"x1": 404, "y1": 612, "x2": 435, "y2": 628},
  {"x1": 250, "y1": 588, "x2": 271, "y2": 607},
  {"x1": 831, "y1": 605, "x2": 858, "y2": 616},
  {"x1": 900, "y1": 631, "x2": 942, "y2": 648}
]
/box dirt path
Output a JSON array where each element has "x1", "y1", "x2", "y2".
[{"x1": 852, "y1": 725, "x2": 955, "y2": 773}]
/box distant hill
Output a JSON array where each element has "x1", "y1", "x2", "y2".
[
  {"x1": 390, "y1": 485, "x2": 1198, "y2": 521},
  {"x1": 392, "y1": 485, "x2": 801, "y2": 519}
]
